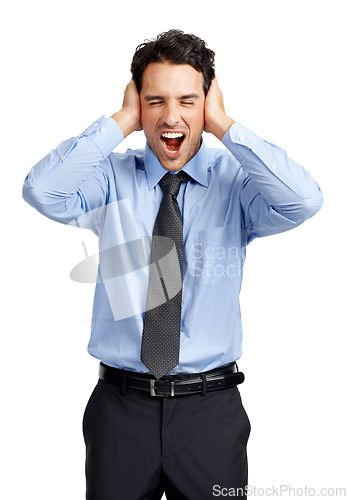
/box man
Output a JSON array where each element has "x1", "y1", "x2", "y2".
[{"x1": 22, "y1": 29, "x2": 323, "y2": 500}]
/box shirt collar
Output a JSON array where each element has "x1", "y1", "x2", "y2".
[{"x1": 144, "y1": 136, "x2": 209, "y2": 190}]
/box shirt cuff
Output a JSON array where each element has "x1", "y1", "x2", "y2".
[
  {"x1": 222, "y1": 122, "x2": 277, "y2": 165},
  {"x1": 77, "y1": 115, "x2": 124, "y2": 158},
  {"x1": 221, "y1": 123, "x2": 253, "y2": 163}
]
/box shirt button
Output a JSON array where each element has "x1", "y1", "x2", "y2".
[
  {"x1": 60, "y1": 155, "x2": 64, "y2": 159},
  {"x1": 100, "y1": 127, "x2": 106, "y2": 133},
  {"x1": 271, "y1": 164, "x2": 277, "y2": 169},
  {"x1": 92, "y1": 122, "x2": 99, "y2": 127},
  {"x1": 240, "y1": 135, "x2": 246, "y2": 142}
]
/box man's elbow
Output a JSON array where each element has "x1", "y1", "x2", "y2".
[
  {"x1": 22, "y1": 182, "x2": 74, "y2": 225},
  {"x1": 22, "y1": 181, "x2": 40, "y2": 209},
  {"x1": 298, "y1": 184, "x2": 324, "y2": 222},
  {"x1": 22, "y1": 181, "x2": 50, "y2": 212}
]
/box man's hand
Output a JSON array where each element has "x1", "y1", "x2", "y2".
[
  {"x1": 111, "y1": 80, "x2": 142, "y2": 138},
  {"x1": 204, "y1": 77, "x2": 235, "y2": 141}
]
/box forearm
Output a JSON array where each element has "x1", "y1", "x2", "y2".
[
  {"x1": 22, "y1": 115, "x2": 123, "y2": 223},
  {"x1": 222, "y1": 122, "x2": 323, "y2": 225},
  {"x1": 204, "y1": 78, "x2": 322, "y2": 222}
]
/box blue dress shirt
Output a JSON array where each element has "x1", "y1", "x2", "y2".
[{"x1": 22, "y1": 115, "x2": 323, "y2": 374}]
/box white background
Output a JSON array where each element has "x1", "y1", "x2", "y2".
[{"x1": 2, "y1": 0, "x2": 346, "y2": 498}]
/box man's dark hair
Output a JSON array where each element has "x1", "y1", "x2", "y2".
[{"x1": 131, "y1": 29, "x2": 215, "y2": 96}]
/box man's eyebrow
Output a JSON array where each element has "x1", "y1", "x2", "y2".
[
  {"x1": 144, "y1": 95, "x2": 164, "y2": 101},
  {"x1": 144, "y1": 93, "x2": 200, "y2": 101},
  {"x1": 179, "y1": 94, "x2": 200, "y2": 99}
]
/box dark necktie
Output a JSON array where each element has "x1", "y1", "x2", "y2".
[{"x1": 141, "y1": 170, "x2": 191, "y2": 380}]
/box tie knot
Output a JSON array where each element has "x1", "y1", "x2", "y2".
[{"x1": 159, "y1": 171, "x2": 191, "y2": 197}]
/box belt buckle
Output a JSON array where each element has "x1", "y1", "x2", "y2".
[{"x1": 150, "y1": 379, "x2": 175, "y2": 397}]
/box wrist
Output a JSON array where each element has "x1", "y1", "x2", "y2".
[
  {"x1": 212, "y1": 115, "x2": 235, "y2": 141},
  {"x1": 111, "y1": 110, "x2": 137, "y2": 139}
]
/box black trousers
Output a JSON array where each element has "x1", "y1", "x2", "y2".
[{"x1": 82, "y1": 369, "x2": 251, "y2": 500}]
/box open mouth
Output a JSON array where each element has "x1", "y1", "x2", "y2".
[{"x1": 160, "y1": 132, "x2": 186, "y2": 157}]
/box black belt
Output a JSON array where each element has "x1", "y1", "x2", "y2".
[{"x1": 98, "y1": 361, "x2": 244, "y2": 397}]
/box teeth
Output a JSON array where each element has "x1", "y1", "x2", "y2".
[{"x1": 161, "y1": 132, "x2": 184, "y2": 139}]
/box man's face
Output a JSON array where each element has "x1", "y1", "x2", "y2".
[{"x1": 140, "y1": 62, "x2": 205, "y2": 172}]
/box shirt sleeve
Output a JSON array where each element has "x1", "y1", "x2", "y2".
[
  {"x1": 22, "y1": 115, "x2": 123, "y2": 234},
  {"x1": 222, "y1": 122, "x2": 323, "y2": 244}
]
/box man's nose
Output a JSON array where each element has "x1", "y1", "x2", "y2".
[{"x1": 162, "y1": 102, "x2": 180, "y2": 126}]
